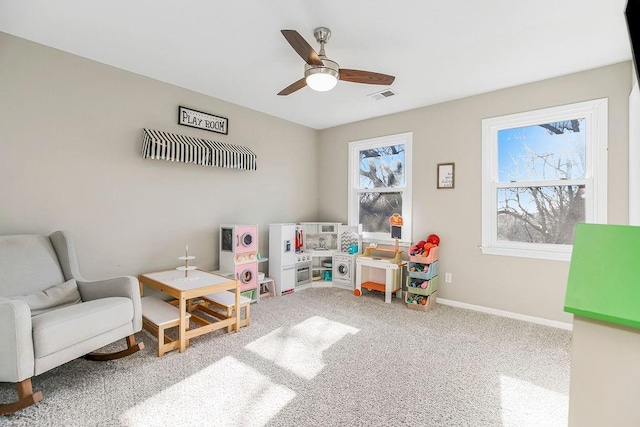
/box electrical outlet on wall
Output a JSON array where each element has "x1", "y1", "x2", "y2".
[{"x1": 445, "y1": 272, "x2": 452, "y2": 283}]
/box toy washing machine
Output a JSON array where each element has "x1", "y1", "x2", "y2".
[
  {"x1": 333, "y1": 253, "x2": 356, "y2": 289},
  {"x1": 235, "y1": 262, "x2": 258, "y2": 293},
  {"x1": 220, "y1": 224, "x2": 258, "y2": 255},
  {"x1": 219, "y1": 224, "x2": 259, "y2": 299}
]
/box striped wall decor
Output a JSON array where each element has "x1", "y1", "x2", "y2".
[{"x1": 141, "y1": 128, "x2": 257, "y2": 171}]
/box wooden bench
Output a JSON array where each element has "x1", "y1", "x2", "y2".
[
  {"x1": 141, "y1": 296, "x2": 191, "y2": 357},
  {"x1": 201, "y1": 291, "x2": 251, "y2": 332}
]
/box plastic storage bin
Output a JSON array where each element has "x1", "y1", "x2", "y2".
[
  {"x1": 408, "y1": 260, "x2": 439, "y2": 281},
  {"x1": 405, "y1": 290, "x2": 438, "y2": 311},
  {"x1": 409, "y1": 246, "x2": 439, "y2": 264},
  {"x1": 406, "y1": 275, "x2": 438, "y2": 296},
  {"x1": 240, "y1": 289, "x2": 256, "y2": 300}
]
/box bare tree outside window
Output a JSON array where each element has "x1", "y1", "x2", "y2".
[
  {"x1": 358, "y1": 145, "x2": 405, "y2": 233},
  {"x1": 496, "y1": 120, "x2": 586, "y2": 244},
  {"x1": 482, "y1": 99, "x2": 607, "y2": 260},
  {"x1": 359, "y1": 146, "x2": 405, "y2": 188},
  {"x1": 349, "y1": 132, "x2": 413, "y2": 242},
  {"x1": 359, "y1": 192, "x2": 402, "y2": 233}
]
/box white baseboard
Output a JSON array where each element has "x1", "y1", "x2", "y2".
[{"x1": 436, "y1": 298, "x2": 573, "y2": 331}]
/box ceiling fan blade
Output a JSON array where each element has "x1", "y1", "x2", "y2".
[
  {"x1": 277, "y1": 78, "x2": 307, "y2": 96},
  {"x1": 339, "y1": 69, "x2": 395, "y2": 85},
  {"x1": 281, "y1": 30, "x2": 323, "y2": 66}
]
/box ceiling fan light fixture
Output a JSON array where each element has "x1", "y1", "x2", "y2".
[
  {"x1": 305, "y1": 58, "x2": 339, "y2": 92},
  {"x1": 306, "y1": 70, "x2": 338, "y2": 92}
]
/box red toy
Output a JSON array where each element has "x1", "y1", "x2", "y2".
[
  {"x1": 426, "y1": 234, "x2": 440, "y2": 246},
  {"x1": 410, "y1": 234, "x2": 441, "y2": 257}
]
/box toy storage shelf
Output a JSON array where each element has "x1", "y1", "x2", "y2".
[
  {"x1": 406, "y1": 243, "x2": 439, "y2": 311},
  {"x1": 311, "y1": 252, "x2": 334, "y2": 281}
]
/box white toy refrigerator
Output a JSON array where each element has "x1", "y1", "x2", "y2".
[
  {"x1": 219, "y1": 224, "x2": 259, "y2": 302},
  {"x1": 268, "y1": 223, "x2": 296, "y2": 296}
]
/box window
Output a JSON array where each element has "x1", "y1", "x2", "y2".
[
  {"x1": 481, "y1": 99, "x2": 607, "y2": 261},
  {"x1": 348, "y1": 132, "x2": 412, "y2": 242}
]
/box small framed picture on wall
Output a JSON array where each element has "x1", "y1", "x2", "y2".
[{"x1": 437, "y1": 162, "x2": 455, "y2": 189}]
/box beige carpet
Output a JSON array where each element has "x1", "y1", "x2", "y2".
[{"x1": 0, "y1": 288, "x2": 571, "y2": 426}]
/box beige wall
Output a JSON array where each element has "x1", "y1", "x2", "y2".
[
  {"x1": 0, "y1": 31, "x2": 632, "y2": 323},
  {"x1": 0, "y1": 32, "x2": 319, "y2": 278},
  {"x1": 318, "y1": 62, "x2": 632, "y2": 323}
]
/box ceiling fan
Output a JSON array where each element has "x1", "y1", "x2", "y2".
[{"x1": 278, "y1": 27, "x2": 395, "y2": 96}]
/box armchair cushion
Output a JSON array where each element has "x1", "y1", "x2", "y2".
[
  {"x1": 11, "y1": 279, "x2": 81, "y2": 316},
  {"x1": 78, "y1": 276, "x2": 142, "y2": 332},
  {"x1": 31, "y1": 297, "x2": 133, "y2": 358}
]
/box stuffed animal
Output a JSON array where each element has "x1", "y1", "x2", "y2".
[
  {"x1": 410, "y1": 235, "x2": 441, "y2": 257},
  {"x1": 427, "y1": 234, "x2": 440, "y2": 246},
  {"x1": 423, "y1": 242, "x2": 435, "y2": 255}
]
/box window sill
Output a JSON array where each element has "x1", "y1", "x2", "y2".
[{"x1": 480, "y1": 245, "x2": 571, "y2": 262}]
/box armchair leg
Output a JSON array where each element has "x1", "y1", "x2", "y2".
[
  {"x1": 84, "y1": 335, "x2": 144, "y2": 361},
  {"x1": 0, "y1": 378, "x2": 43, "y2": 415}
]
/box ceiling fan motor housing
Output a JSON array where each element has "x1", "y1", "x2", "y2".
[
  {"x1": 305, "y1": 26, "x2": 339, "y2": 88},
  {"x1": 304, "y1": 58, "x2": 339, "y2": 80}
]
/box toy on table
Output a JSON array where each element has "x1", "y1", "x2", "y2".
[{"x1": 177, "y1": 245, "x2": 198, "y2": 280}]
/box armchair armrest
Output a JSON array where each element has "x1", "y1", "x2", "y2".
[
  {"x1": 77, "y1": 276, "x2": 138, "y2": 301},
  {"x1": 77, "y1": 276, "x2": 142, "y2": 332},
  {"x1": 0, "y1": 298, "x2": 35, "y2": 383}
]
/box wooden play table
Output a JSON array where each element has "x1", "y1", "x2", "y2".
[{"x1": 138, "y1": 269, "x2": 240, "y2": 354}]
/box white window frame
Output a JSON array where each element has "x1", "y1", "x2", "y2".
[
  {"x1": 481, "y1": 99, "x2": 608, "y2": 261},
  {"x1": 348, "y1": 132, "x2": 413, "y2": 244}
]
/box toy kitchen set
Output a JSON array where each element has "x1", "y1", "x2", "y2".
[{"x1": 269, "y1": 222, "x2": 361, "y2": 295}]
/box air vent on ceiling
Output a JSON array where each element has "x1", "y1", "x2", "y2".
[{"x1": 367, "y1": 89, "x2": 397, "y2": 101}]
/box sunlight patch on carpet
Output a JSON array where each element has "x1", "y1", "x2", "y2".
[
  {"x1": 245, "y1": 315, "x2": 360, "y2": 380},
  {"x1": 500, "y1": 375, "x2": 568, "y2": 427},
  {"x1": 120, "y1": 356, "x2": 295, "y2": 426}
]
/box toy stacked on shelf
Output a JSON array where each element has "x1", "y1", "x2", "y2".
[{"x1": 406, "y1": 234, "x2": 440, "y2": 311}]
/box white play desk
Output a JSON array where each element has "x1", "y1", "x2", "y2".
[{"x1": 355, "y1": 247, "x2": 405, "y2": 303}]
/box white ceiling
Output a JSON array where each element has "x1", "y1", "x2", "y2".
[{"x1": 0, "y1": 1, "x2": 632, "y2": 130}]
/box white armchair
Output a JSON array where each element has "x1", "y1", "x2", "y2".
[{"x1": 0, "y1": 231, "x2": 144, "y2": 414}]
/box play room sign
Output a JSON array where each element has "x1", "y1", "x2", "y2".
[{"x1": 178, "y1": 106, "x2": 228, "y2": 135}]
